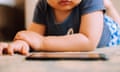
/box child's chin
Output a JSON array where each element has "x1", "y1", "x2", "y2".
[{"x1": 59, "y1": 7, "x2": 73, "y2": 11}]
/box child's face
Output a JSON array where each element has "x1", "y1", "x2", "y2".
[{"x1": 47, "y1": 0, "x2": 81, "y2": 11}]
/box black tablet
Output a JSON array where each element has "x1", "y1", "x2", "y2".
[{"x1": 26, "y1": 52, "x2": 108, "y2": 61}]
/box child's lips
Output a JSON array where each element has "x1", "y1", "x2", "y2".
[{"x1": 58, "y1": 0, "x2": 72, "y2": 6}]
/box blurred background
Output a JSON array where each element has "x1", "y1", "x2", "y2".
[
  {"x1": 0, "y1": 0, "x2": 25, "y2": 41},
  {"x1": 0, "y1": 0, "x2": 120, "y2": 41}
]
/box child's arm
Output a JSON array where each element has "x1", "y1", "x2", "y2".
[
  {"x1": 15, "y1": 11, "x2": 103, "y2": 52},
  {"x1": 40, "y1": 11, "x2": 104, "y2": 52},
  {"x1": 104, "y1": 0, "x2": 120, "y2": 24}
]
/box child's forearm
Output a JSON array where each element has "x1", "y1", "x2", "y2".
[{"x1": 40, "y1": 34, "x2": 96, "y2": 52}]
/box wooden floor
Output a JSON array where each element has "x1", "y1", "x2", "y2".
[{"x1": 0, "y1": 46, "x2": 120, "y2": 72}]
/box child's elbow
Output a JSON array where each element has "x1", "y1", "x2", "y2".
[
  {"x1": 79, "y1": 41, "x2": 97, "y2": 52},
  {"x1": 86, "y1": 42, "x2": 97, "y2": 52}
]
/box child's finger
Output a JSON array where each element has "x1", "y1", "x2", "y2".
[
  {"x1": 7, "y1": 45, "x2": 14, "y2": 55},
  {"x1": 0, "y1": 46, "x2": 3, "y2": 55},
  {"x1": 0, "y1": 42, "x2": 8, "y2": 55},
  {"x1": 21, "y1": 46, "x2": 29, "y2": 55}
]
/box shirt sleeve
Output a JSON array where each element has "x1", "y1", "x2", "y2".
[
  {"x1": 79, "y1": 0, "x2": 105, "y2": 15},
  {"x1": 32, "y1": 0, "x2": 47, "y2": 25}
]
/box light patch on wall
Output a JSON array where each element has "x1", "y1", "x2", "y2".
[{"x1": 0, "y1": 0, "x2": 15, "y2": 7}]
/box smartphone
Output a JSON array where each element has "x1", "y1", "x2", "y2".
[{"x1": 26, "y1": 52, "x2": 108, "y2": 61}]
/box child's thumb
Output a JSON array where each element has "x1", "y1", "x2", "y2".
[{"x1": 21, "y1": 46, "x2": 29, "y2": 55}]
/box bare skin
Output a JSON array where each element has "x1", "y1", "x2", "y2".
[
  {"x1": 0, "y1": 40, "x2": 29, "y2": 55},
  {"x1": 0, "y1": 0, "x2": 120, "y2": 55},
  {"x1": 104, "y1": 0, "x2": 120, "y2": 24}
]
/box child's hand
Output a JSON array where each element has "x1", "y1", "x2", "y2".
[
  {"x1": 14, "y1": 31, "x2": 44, "y2": 51},
  {"x1": 7, "y1": 40, "x2": 30, "y2": 55},
  {"x1": 0, "y1": 40, "x2": 29, "y2": 55}
]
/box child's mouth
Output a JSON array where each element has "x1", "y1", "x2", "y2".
[{"x1": 58, "y1": 0, "x2": 72, "y2": 6}]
